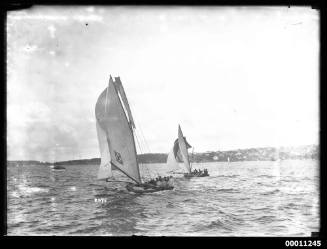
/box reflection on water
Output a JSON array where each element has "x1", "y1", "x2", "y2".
[{"x1": 7, "y1": 160, "x2": 319, "y2": 236}]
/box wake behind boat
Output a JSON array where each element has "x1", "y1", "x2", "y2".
[
  {"x1": 166, "y1": 125, "x2": 209, "y2": 178},
  {"x1": 95, "y1": 75, "x2": 174, "y2": 193}
]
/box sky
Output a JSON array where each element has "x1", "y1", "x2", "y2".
[{"x1": 7, "y1": 6, "x2": 319, "y2": 162}]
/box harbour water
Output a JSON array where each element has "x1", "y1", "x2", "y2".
[{"x1": 7, "y1": 160, "x2": 319, "y2": 236}]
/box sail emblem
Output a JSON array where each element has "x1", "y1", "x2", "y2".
[{"x1": 114, "y1": 151, "x2": 123, "y2": 164}]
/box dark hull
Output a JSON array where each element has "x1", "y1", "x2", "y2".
[
  {"x1": 50, "y1": 165, "x2": 66, "y2": 171},
  {"x1": 126, "y1": 183, "x2": 174, "y2": 193},
  {"x1": 184, "y1": 173, "x2": 209, "y2": 178}
]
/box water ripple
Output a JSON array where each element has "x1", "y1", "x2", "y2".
[{"x1": 7, "y1": 160, "x2": 319, "y2": 236}]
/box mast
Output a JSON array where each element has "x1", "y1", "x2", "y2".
[
  {"x1": 114, "y1": 77, "x2": 136, "y2": 129},
  {"x1": 105, "y1": 77, "x2": 110, "y2": 113},
  {"x1": 112, "y1": 77, "x2": 142, "y2": 183}
]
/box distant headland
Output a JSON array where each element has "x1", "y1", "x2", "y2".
[{"x1": 7, "y1": 144, "x2": 319, "y2": 167}]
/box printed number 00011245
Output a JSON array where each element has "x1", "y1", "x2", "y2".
[{"x1": 285, "y1": 240, "x2": 321, "y2": 247}]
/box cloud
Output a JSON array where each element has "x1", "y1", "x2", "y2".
[
  {"x1": 48, "y1": 25, "x2": 56, "y2": 38},
  {"x1": 8, "y1": 7, "x2": 104, "y2": 25},
  {"x1": 72, "y1": 14, "x2": 103, "y2": 22},
  {"x1": 6, "y1": 6, "x2": 319, "y2": 161}
]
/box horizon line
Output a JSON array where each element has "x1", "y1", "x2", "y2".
[{"x1": 7, "y1": 144, "x2": 319, "y2": 163}]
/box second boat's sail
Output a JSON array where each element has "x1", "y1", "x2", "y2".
[
  {"x1": 95, "y1": 76, "x2": 141, "y2": 184},
  {"x1": 178, "y1": 125, "x2": 192, "y2": 173},
  {"x1": 166, "y1": 147, "x2": 181, "y2": 171}
]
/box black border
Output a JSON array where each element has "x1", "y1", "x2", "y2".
[{"x1": 1, "y1": 0, "x2": 326, "y2": 247}]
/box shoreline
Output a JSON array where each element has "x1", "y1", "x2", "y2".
[{"x1": 7, "y1": 144, "x2": 319, "y2": 167}]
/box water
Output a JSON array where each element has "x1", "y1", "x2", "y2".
[{"x1": 7, "y1": 160, "x2": 319, "y2": 236}]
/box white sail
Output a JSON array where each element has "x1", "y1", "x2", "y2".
[
  {"x1": 166, "y1": 147, "x2": 181, "y2": 171},
  {"x1": 96, "y1": 119, "x2": 112, "y2": 180},
  {"x1": 95, "y1": 76, "x2": 141, "y2": 184},
  {"x1": 178, "y1": 125, "x2": 191, "y2": 173}
]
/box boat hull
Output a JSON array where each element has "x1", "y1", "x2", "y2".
[
  {"x1": 50, "y1": 165, "x2": 66, "y2": 171},
  {"x1": 126, "y1": 183, "x2": 174, "y2": 193},
  {"x1": 184, "y1": 173, "x2": 209, "y2": 178}
]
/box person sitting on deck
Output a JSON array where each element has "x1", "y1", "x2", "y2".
[
  {"x1": 156, "y1": 179, "x2": 164, "y2": 187},
  {"x1": 149, "y1": 179, "x2": 156, "y2": 185}
]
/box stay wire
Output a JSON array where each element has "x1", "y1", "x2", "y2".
[
  {"x1": 129, "y1": 103, "x2": 159, "y2": 178},
  {"x1": 134, "y1": 129, "x2": 152, "y2": 179}
]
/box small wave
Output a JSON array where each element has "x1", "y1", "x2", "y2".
[
  {"x1": 216, "y1": 188, "x2": 239, "y2": 193},
  {"x1": 251, "y1": 207, "x2": 273, "y2": 211},
  {"x1": 69, "y1": 186, "x2": 77, "y2": 191},
  {"x1": 182, "y1": 198, "x2": 196, "y2": 203},
  {"x1": 70, "y1": 226, "x2": 101, "y2": 234},
  {"x1": 254, "y1": 215, "x2": 276, "y2": 223},
  {"x1": 257, "y1": 175, "x2": 275, "y2": 178},
  {"x1": 261, "y1": 189, "x2": 280, "y2": 195},
  {"x1": 282, "y1": 178, "x2": 300, "y2": 183},
  {"x1": 18, "y1": 185, "x2": 49, "y2": 195},
  {"x1": 166, "y1": 203, "x2": 174, "y2": 208},
  {"x1": 210, "y1": 175, "x2": 240, "y2": 178},
  {"x1": 283, "y1": 202, "x2": 300, "y2": 209},
  {"x1": 10, "y1": 191, "x2": 20, "y2": 198},
  {"x1": 206, "y1": 219, "x2": 233, "y2": 231},
  {"x1": 208, "y1": 219, "x2": 224, "y2": 227}
]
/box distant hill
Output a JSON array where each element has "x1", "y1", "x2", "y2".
[
  {"x1": 191, "y1": 144, "x2": 319, "y2": 163},
  {"x1": 7, "y1": 145, "x2": 319, "y2": 166}
]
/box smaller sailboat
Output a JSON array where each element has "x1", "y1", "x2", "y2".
[
  {"x1": 95, "y1": 75, "x2": 174, "y2": 193},
  {"x1": 50, "y1": 164, "x2": 66, "y2": 171},
  {"x1": 166, "y1": 125, "x2": 209, "y2": 178}
]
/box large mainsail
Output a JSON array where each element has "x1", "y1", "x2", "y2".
[
  {"x1": 178, "y1": 125, "x2": 192, "y2": 173},
  {"x1": 96, "y1": 119, "x2": 112, "y2": 179},
  {"x1": 95, "y1": 76, "x2": 141, "y2": 184}
]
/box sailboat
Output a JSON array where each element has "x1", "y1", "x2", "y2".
[
  {"x1": 95, "y1": 75, "x2": 174, "y2": 193},
  {"x1": 50, "y1": 164, "x2": 66, "y2": 171},
  {"x1": 166, "y1": 125, "x2": 209, "y2": 178}
]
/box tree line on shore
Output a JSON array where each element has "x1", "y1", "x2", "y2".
[{"x1": 7, "y1": 145, "x2": 318, "y2": 166}]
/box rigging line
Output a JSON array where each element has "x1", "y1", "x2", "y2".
[
  {"x1": 128, "y1": 102, "x2": 160, "y2": 178},
  {"x1": 134, "y1": 130, "x2": 145, "y2": 161},
  {"x1": 134, "y1": 120, "x2": 158, "y2": 178},
  {"x1": 127, "y1": 99, "x2": 152, "y2": 154},
  {"x1": 135, "y1": 130, "x2": 160, "y2": 178},
  {"x1": 134, "y1": 114, "x2": 145, "y2": 151},
  {"x1": 137, "y1": 119, "x2": 152, "y2": 154},
  {"x1": 134, "y1": 131, "x2": 151, "y2": 179}
]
